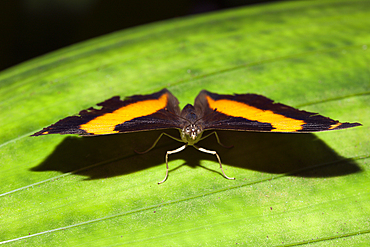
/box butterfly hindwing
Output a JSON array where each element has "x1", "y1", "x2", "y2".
[
  {"x1": 194, "y1": 90, "x2": 361, "y2": 133},
  {"x1": 31, "y1": 89, "x2": 182, "y2": 136}
]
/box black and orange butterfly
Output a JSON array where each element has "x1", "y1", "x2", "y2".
[{"x1": 32, "y1": 89, "x2": 361, "y2": 183}]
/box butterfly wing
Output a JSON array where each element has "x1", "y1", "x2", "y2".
[
  {"x1": 194, "y1": 90, "x2": 361, "y2": 133},
  {"x1": 32, "y1": 89, "x2": 182, "y2": 136}
]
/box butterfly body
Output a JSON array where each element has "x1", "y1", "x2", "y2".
[{"x1": 176, "y1": 104, "x2": 204, "y2": 145}]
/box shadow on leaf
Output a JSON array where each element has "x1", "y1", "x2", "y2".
[{"x1": 31, "y1": 129, "x2": 362, "y2": 180}]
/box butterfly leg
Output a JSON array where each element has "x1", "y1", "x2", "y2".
[
  {"x1": 158, "y1": 144, "x2": 188, "y2": 184},
  {"x1": 135, "y1": 132, "x2": 183, "y2": 154},
  {"x1": 193, "y1": 145, "x2": 235, "y2": 180},
  {"x1": 199, "y1": 131, "x2": 233, "y2": 149}
]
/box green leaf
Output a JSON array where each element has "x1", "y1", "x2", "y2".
[{"x1": 1, "y1": 0, "x2": 369, "y2": 245}]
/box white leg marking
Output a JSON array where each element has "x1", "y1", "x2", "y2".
[
  {"x1": 194, "y1": 145, "x2": 235, "y2": 180},
  {"x1": 158, "y1": 144, "x2": 188, "y2": 184}
]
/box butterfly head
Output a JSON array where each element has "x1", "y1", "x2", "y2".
[{"x1": 181, "y1": 124, "x2": 203, "y2": 145}]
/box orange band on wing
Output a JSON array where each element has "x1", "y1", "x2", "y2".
[
  {"x1": 80, "y1": 93, "x2": 169, "y2": 135},
  {"x1": 328, "y1": 123, "x2": 341, "y2": 130},
  {"x1": 206, "y1": 96, "x2": 305, "y2": 132}
]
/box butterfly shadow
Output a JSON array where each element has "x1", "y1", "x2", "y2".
[{"x1": 31, "y1": 129, "x2": 362, "y2": 180}]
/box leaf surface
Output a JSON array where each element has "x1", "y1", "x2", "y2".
[{"x1": 1, "y1": 1, "x2": 369, "y2": 246}]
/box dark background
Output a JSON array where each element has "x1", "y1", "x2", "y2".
[{"x1": 0, "y1": 0, "x2": 280, "y2": 72}]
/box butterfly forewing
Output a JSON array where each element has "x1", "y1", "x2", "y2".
[
  {"x1": 31, "y1": 89, "x2": 182, "y2": 136},
  {"x1": 194, "y1": 90, "x2": 361, "y2": 133}
]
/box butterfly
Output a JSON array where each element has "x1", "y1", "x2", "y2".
[{"x1": 32, "y1": 89, "x2": 361, "y2": 183}]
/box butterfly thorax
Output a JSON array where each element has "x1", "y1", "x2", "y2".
[{"x1": 179, "y1": 104, "x2": 204, "y2": 145}]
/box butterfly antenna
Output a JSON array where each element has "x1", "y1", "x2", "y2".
[
  {"x1": 164, "y1": 108, "x2": 192, "y2": 124},
  {"x1": 193, "y1": 108, "x2": 218, "y2": 125}
]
